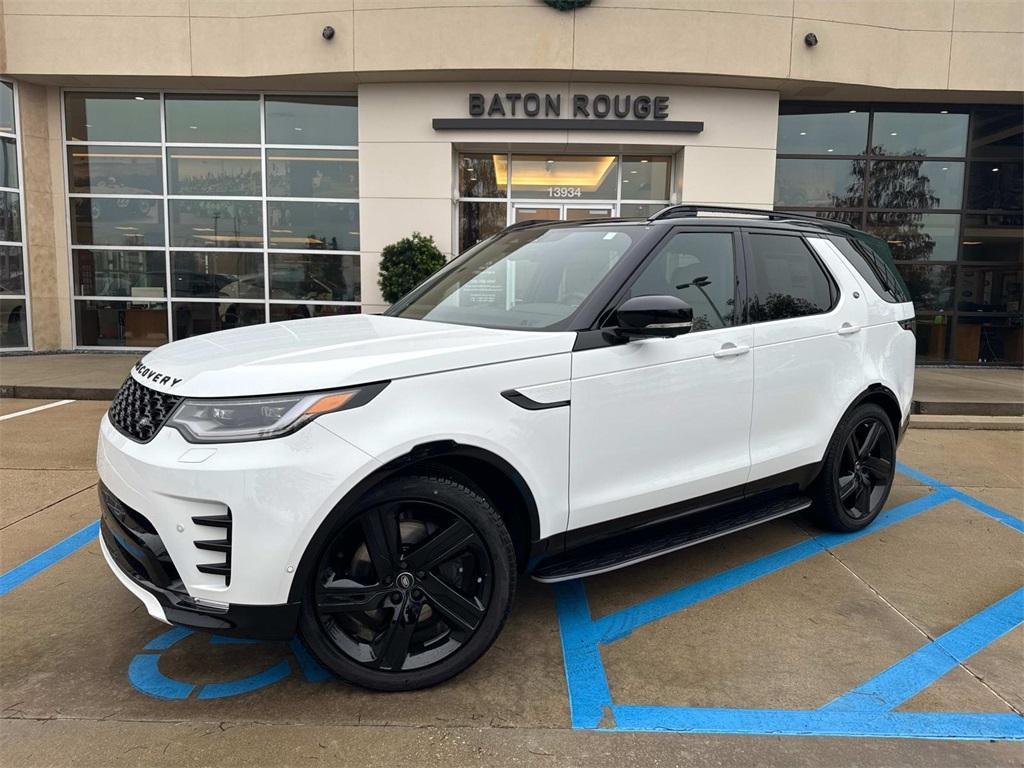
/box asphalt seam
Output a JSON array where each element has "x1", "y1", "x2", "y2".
[
  {"x1": 802, "y1": 520, "x2": 1024, "y2": 717},
  {"x1": 0, "y1": 484, "x2": 98, "y2": 532}
]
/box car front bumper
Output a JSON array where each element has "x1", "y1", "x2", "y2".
[{"x1": 97, "y1": 413, "x2": 381, "y2": 638}]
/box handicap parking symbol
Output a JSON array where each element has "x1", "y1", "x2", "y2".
[{"x1": 129, "y1": 627, "x2": 331, "y2": 700}]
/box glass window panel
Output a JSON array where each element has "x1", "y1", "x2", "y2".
[
  {"x1": 268, "y1": 253, "x2": 359, "y2": 302},
  {"x1": 0, "y1": 246, "x2": 24, "y2": 295},
  {"x1": 164, "y1": 95, "x2": 260, "y2": 144},
  {"x1": 70, "y1": 197, "x2": 163, "y2": 247},
  {"x1": 871, "y1": 111, "x2": 969, "y2": 157},
  {"x1": 747, "y1": 233, "x2": 836, "y2": 321},
  {"x1": 167, "y1": 147, "x2": 260, "y2": 196},
  {"x1": 0, "y1": 191, "x2": 18, "y2": 243},
  {"x1": 620, "y1": 203, "x2": 668, "y2": 219},
  {"x1": 961, "y1": 214, "x2": 1023, "y2": 262},
  {"x1": 627, "y1": 232, "x2": 737, "y2": 330},
  {"x1": 64, "y1": 93, "x2": 160, "y2": 143},
  {"x1": 1, "y1": 138, "x2": 18, "y2": 188},
  {"x1": 969, "y1": 108, "x2": 1023, "y2": 160},
  {"x1": 172, "y1": 301, "x2": 264, "y2": 340},
  {"x1": 774, "y1": 158, "x2": 864, "y2": 207},
  {"x1": 957, "y1": 263, "x2": 1022, "y2": 313},
  {"x1": 266, "y1": 149, "x2": 358, "y2": 198},
  {"x1": 895, "y1": 263, "x2": 955, "y2": 312},
  {"x1": 267, "y1": 201, "x2": 358, "y2": 251},
  {"x1": 75, "y1": 299, "x2": 168, "y2": 347},
  {"x1": 967, "y1": 161, "x2": 1023, "y2": 212},
  {"x1": 269, "y1": 303, "x2": 360, "y2": 323},
  {"x1": 621, "y1": 156, "x2": 671, "y2": 200},
  {"x1": 66, "y1": 146, "x2": 162, "y2": 195},
  {"x1": 72, "y1": 249, "x2": 167, "y2": 297},
  {"x1": 868, "y1": 160, "x2": 963, "y2": 209},
  {"x1": 459, "y1": 154, "x2": 504, "y2": 198},
  {"x1": 509, "y1": 155, "x2": 619, "y2": 200},
  {"x1": 0, "y1": 298, "x2": 27, "y2": 347},
  {"x1": 777, "y1": 109, "x2": 869, "y2": 155},
  {"x1": 172, "y1": 251, "x2": 264, "y2": 298},
  {"x1": 458, "y1": 201, "x2": 506, "y2": 253},
  {"x1": 915, "y1": 314, "x2": 951, "y2": 362},
  {"x1": 0, "y1": 82, "x2": 14, "y2": 134},
  {"x1": 866, "y1": 213, "x2": 960, "y2": 262},
  {"x1": 953, "y1": 316, "x2": 1023, "y2": 365},
  {"x1": 168, "y1": 199, "x2": 263, "y2": 248},
  {"x1": 265, "y1": 96, "x2": 357, "y2": 146}
]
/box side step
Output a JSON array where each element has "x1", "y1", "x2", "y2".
[{"x1": 532, "y1": 496, "x2": 811, "y2": 583}]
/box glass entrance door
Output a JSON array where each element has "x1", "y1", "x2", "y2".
[{"x1": 512, "y1": 203, "x2": 614, "y2": 224}]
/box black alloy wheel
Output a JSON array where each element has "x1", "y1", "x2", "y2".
[
  {"x1": 836, "y1": 415, "x2": 895, "y2": 521},
  {"x1": 299, "y1": 472, "x2": 516, "y2": 690},
  {"x1": 813, "y1": 402, "x2": 896, "y2": 532}
]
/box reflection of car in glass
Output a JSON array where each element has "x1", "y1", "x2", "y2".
[
  {"x1": 218, "y1": 269, "x2": 339, "y2": 326},
  {"x1": 98, "y1": 206, "x2": 915, "y2": 692}
]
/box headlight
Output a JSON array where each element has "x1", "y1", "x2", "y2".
[{"x1": 166, "y1": 382, "x2": 387, "y2": 443}]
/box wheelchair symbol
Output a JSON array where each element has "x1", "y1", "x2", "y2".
[{"x1": 128, "y1": 626, "x2": 331, "y2": 700}]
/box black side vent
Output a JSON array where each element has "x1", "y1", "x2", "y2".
[{"x1": 193, "y1": 511, "x2": 232, "y2": 585}]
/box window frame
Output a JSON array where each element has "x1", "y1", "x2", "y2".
[
  {"x1": 741, "y1": 228, "x2": 841, "y2": 324},
  {"x1": 61, "y1": 88, "x2": 361, "y2": 350},
  {"x1": 0, "y1": 78, "x2": 31, "y2": 351}
]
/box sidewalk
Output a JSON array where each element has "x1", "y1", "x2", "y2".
[{"x1": 0, "y1": 352, "x2": 1021, "y2": 421}]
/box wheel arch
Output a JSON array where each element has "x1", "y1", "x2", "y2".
[
  {"x1": 287, "y1": 440, "x2": 540, "y2": 603},
  {"x1": 849, "y1": 383, "x2": 904, "y2": 438}
]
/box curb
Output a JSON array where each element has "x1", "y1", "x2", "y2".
[
  {"x1": 910, "y1": 414, "x2": 1024, "y2": 431},
  {"x1": 913, "y1": 400, "x2": 1023, "y2": 417},
  {"x1": 0, "y1": 385, "x2": 119, "y2": 401}
]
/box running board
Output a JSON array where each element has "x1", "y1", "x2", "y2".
[{"x1": 532, "y1": 496, "x2": 811, "y2": 583}]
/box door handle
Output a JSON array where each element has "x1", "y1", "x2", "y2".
[
  {"x1": 713, "y1": 343, "x2": 750, "y2": 359},
  {"x1": 837, "y1": 323, "x2": 861, "y2": 336}
]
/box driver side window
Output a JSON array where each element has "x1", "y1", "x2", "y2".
[{"x1": 627, "y1": 231, "x2": 738, "y2": 331}]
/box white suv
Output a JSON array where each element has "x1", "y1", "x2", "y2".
[{"x1": 98, "y1": 206, "x2": 915, "y2": 691}]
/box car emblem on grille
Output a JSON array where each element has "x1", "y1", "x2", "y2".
[{"x1": 138, "y1": 416, "x2": 153, "y2": 428}]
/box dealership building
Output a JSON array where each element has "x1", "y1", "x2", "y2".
[{"x1": 0, "y1": 0, "x2": 1020, "y2": 364}]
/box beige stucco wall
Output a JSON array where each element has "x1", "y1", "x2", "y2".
[
  {"x1": 357, "y1": 82, "x2": 779, "y2": 312},
  {"x1": 3, "y1": 1, "x2": 1023, "y2": 94}
]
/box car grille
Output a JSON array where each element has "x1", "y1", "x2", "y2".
[{"x1": 108, "y1": 376, "x2": 183, "y2": 443}]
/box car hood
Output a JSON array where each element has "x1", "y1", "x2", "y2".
[{"x1": 131, "y1": 314, "x2": 577, "y2": 397}]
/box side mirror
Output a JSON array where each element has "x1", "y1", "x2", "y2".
[{"x1": 612, "y1": 295, "x2": 693, "y2": 339}]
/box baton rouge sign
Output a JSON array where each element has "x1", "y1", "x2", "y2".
[{"x1": 469, "y1": 92, "x2": 669, "y2": 120}]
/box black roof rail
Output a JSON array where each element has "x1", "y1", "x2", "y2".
[
  {"x1": 498, "y1": 218, "x2": 553, "y2": 233},
  {"x1": 648, "y1": 205, "x2": 853, "y2": 229}
]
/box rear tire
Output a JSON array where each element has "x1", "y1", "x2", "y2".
[
  {"x1": 811, "y1": 403, "x2": 896, "y2": 532},
  {"x1": 299, "y1": 472, "x2": 516, "y2": 691}
]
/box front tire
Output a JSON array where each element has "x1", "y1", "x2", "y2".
[
  {"x1": 299, "y1": 472, "x2": 516, "y2": 691},
  {"x1": 812, "y1": 403, "x2": 896, "y2": 532}
]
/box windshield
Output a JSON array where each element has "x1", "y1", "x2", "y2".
[{"x1": 391, "y1": 225, "x2": 639, "y2": 329}]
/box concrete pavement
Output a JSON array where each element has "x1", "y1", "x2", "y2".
[{"x1": 0, "y1": 398, "x2": 1021, "y2": 766}]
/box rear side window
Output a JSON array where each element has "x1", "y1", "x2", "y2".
[
  {"x1": 747, "y1": 233, "x2": 837, "y2": 322},
  {"x1": 828, "y1": 234, "x2": 912, "y2": 304}
]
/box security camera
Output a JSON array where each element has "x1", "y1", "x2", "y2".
[
  {"x1": 322, "y1": 26, "x2": 335, "y2": 40},
  {"x1": 804, "y1": 32, "x2": 818, "y2": 47}
]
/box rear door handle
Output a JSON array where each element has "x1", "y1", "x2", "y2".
[
  {"x1": 714, "y1": 343, "x2": 750, "y2": 359},
  {"x1": 837, "y1": 323, "x2": 861, "y2": 336}
]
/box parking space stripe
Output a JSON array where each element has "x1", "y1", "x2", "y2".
[
  {"x1": 0, "y1": 399, "x2": 75, "y2": 421},
  {"x1": 897, "y1": 463, "x2": 1024, "y2": 534},
  {"x1": 0, "y1": 520, "x2": 99, "y2": 597},
  {"x1": 590, "y1": 487, "x2": 951, "y2": 645},
  {"x1": 610, "y1": 706, "x2": 1024, "y2": 740},
  {"x1": 823, "y1": 587, "x2": 1024, "y2": 714}
]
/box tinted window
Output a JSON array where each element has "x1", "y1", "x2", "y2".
[
  {"x1": 777, "y1": 109, "x2": 869, "y2": 155},
  {"x1": 748, "y1": 234, "x2": 835, "y2": 321},
  {"x1": 828, "y1": 235, "x2": 911, "y2": 304},
  {"x1": 627, "y1": 232, "x2": 737, "y2": 331}
]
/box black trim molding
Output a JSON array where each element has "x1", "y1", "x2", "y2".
[
  {"x1": 432, "y1": 118, "x2": 704, "y2": 133},
  {"x1": 501, "y1": 389, "x2": 570, "y2": 410}
]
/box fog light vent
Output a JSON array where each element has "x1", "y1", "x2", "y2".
[{"x1": 192, "y1": 510, "x2": 232, "y2": 585}]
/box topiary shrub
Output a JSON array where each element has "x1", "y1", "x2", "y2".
[{"x1": 378, "y1": 232, "x2": 447, "y2": 304}]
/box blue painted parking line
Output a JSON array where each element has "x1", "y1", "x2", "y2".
[
  {"x1": 0, "y1": 520, "x2": 99, "y2": 597},
  {"x1": 554, "y1": 467, "x2": 1024, "y2": 739}
]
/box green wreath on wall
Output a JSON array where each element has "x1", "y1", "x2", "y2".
[{"x1": 543, "y1": 0, "x2": 592, "y2": 10}]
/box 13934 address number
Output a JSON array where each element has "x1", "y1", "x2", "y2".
[{"x1": 548, "y1": 187, "x2": 583, "y2": 198}]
